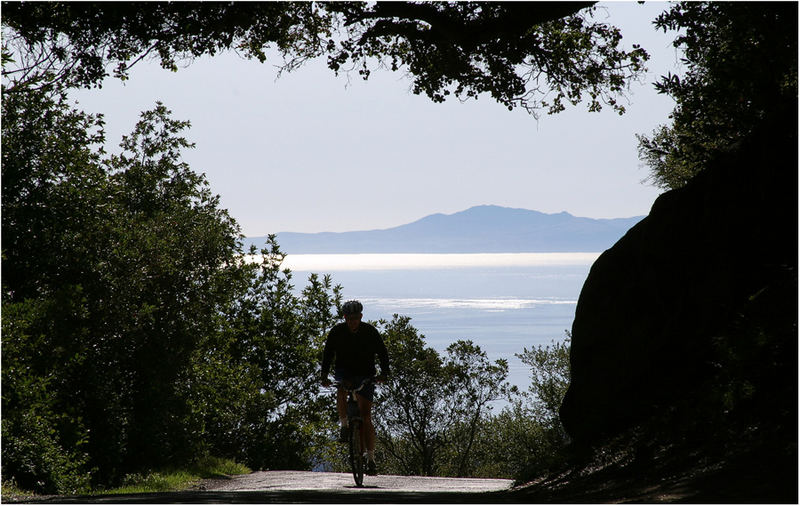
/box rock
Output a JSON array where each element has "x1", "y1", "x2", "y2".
[{"x1": 559, "y1": 115, "x2": 797, "y2": 445}]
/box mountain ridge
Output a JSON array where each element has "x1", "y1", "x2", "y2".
[{"x1": 245, "y1": 205, "x2": 645, "y2": 254}]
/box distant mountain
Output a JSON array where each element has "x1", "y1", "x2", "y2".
[{"x1": 245, "y1": 205, "x2": 645, "y2": 254}]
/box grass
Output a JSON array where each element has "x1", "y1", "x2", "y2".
[
  {"x1": 1, "y1": 480, "x2": 36, "y2": 502},
  {"x1": 94, "y1": 456, "x2": 251, "y2": 496},
  {"x1": 1, "y1": 457, "x2": 250, "y2": 500},
  {"x1": 99, "y1": 471, "x2": 199, "y2": 495}
]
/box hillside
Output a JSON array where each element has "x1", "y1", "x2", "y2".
[{"x1": 245, "y1": 205, "x2": 644, "y2": 253}]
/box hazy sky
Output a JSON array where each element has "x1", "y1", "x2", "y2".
[{"x1": 71, "y1": 1, "x2": 683, "y2": 236}]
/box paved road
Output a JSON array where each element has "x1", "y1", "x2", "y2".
[
  {"x1": 207, "y1": 470, "x2": 513, "y2": 493},
  {"x1": 37, "y1": 471, "x2": 516, "y2": 503}
]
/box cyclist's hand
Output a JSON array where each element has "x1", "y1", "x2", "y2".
[
  {"x1": 321, "y1": 378, "x2": 332, "y2": 387},
  {"x1": 375, "y1": 374, "x2": 387, "y2": 384}
]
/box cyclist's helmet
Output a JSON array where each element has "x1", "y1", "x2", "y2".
[{"x1": 341, "y1": 300, "x2": 363, "y2": 316}]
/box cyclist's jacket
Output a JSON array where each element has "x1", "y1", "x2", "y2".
[{"x1": 321, "y1": 322, "x2": 390, "y2": 380}]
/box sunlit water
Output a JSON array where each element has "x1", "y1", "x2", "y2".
[
  {"x1": 265, "y1": 252, "x2": 600, "y2": 401},
  {"x1": 278, "y1": 252, "x2": 600, "y2": 271}
]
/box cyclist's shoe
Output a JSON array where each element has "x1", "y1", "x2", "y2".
[
  {"x1": 338, "y1": 426, "x2": 349, "y2": 443},
  {"x1": 367, "y1": 460, "x2": 377, "y2": 476}
]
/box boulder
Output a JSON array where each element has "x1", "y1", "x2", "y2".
[{"x1": 559, "y1": 117, "x2": 797, "y2": 444}]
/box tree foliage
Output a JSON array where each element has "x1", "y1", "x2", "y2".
[
  {"x1": 1, "y1": 2, "x2": 332, "y2": 90},
  {"x1": 209, "y1": 242, "x2": 342, "y2": 471},
  {"x1": 0, "y1": 87, "x2": 342, "y2": 492},
  {"x1": 2, "y1": 1, "x2": 648, "y2": 117},
  {"x1": 511, "y1": 335, "x2": 572, "y2": 476},
  {"x1": 325, "y1": 2, "x2": 648, "y2": 116},
  {"x1": 434, "y1": 335, "x2": 573, "y2": 480},
  {"x1": 361, "y1": 323, "x2": 573, "y2": 480},
  {"x1": 637, "y1": 2, "x2": 798, "y2": 189},
  {"x1": 518, "y1": 335, "x2": 571, "y2": 428},
  {"x1": 369, "y1": 316, "x2": 511, "y2": 477}
]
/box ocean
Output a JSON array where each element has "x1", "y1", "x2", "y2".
[{"x1": 281, "y1": 253, "x2": 600, "y2": 394}]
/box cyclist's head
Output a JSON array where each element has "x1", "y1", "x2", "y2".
[{"x1": 341, "y1": 300, "x2": 363, "y2": 316}]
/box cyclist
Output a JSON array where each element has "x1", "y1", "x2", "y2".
[{"x1": 321, "y1": 300, "x2": 390, "y2": 476}]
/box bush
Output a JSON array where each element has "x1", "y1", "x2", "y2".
[{"x1": 1, "y1": 411, "x2": 91, "y2": 495}]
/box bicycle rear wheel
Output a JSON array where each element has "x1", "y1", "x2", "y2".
[{"x1": 348, "y1": 419, "x2": 364, "y2": 487}]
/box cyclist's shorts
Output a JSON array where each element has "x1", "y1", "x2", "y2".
[{"x1": 334, "y1": 369, "x2": 375, "y2": 402}]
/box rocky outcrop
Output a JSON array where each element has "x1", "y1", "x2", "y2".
[{"x1": 559, "y1": 116, "x2": 797, "y2": 446}]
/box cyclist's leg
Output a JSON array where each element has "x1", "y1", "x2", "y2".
[
  {"x1": 336, "y1": 388, "x2": 348, "y2": 425},
  {"x1": 357, "y1": 394, "x2": 378, "y2": 475},
  {"x1": 357, "y1": 394, "x2": 375, "y2": 454},
  {"x1": 333, "y1": 369, "x2": 349, "y2": 427},
  {"x1": 333, "y1": 370, "x2": 350, "y2": 443},
  {"x1": 354, "y1": 378, "x2": 376, "y2": 454}
]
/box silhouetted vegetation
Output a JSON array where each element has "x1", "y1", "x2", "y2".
[
  {"x1": 0, "y1": 89, "x2": 344, "y2": 492},
  {"x1": 637, "y1": 2, "x2": 797, "y2": 189},
  {"x1": 1, "y1": 2, "x2": 647, "y2": 116},
  {"x1": 371, "y1": 316, "x2": 512, "y2": 477}
]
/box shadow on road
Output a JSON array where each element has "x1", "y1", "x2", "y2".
[
  {"x1": 27, "y1": 489, "x2": 514, "y2": 504},
  {"x1": 11, "y1": 471, "x2": 519, "y2": 504}
]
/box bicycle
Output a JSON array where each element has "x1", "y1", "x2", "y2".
[{"x1": 333, "y1": 377, "x2": 375, "y2": 487}]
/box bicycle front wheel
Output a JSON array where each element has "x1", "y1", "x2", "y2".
[{"x1": 348, "y1": 419, "x2": 364, "y2": 487}]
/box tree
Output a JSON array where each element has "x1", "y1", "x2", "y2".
[
  {"x1": 517, "y1": 335, "x2": 571, "y2": 429},
  {"x1": 637, "y1": 2, "x2": 798, "y2": 189},
  {"x1": 1, "y1": 90, "x2": 344, "y2": 491},
  {"x1": 325, "y1": 2, "x2": 647, "y2": 116},
  {"x1": 2, "y1": 2, "x2": 648, "y2": 117},
  {"x1": 366, "y1": 331, "x2": 573, "y2": 481},
  {"x1": 2, "y1": 93, "x2": 246, "y2": 486},
  {"x1": 1, "y1": 297, "x2": 94, "y2": 494},
  {"x1": 370, "y1": 316, "x2": 511, "y2": 477},
  {"x1": 1, "y1": 2, "x2": 332, "y2": 91},
  {"x1": 439, "y1": 335, "x2": 572, "y2": 481},
  {"x1": 512, "y1": 335, "x2": 572, "y2": 476},
  {"x1": 2, "y1": 86, "x2": 115, "y2": 492},
  {"x1": 437, "y1": 340, "x2": 512, "y2": 477},
  {"x1": 207, "y1": 237, "x2": 343, "y2": 470}
]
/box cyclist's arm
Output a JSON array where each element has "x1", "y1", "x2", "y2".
[{"x1": 320, "y1": 332, "x2": 337, "y2": 383}]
